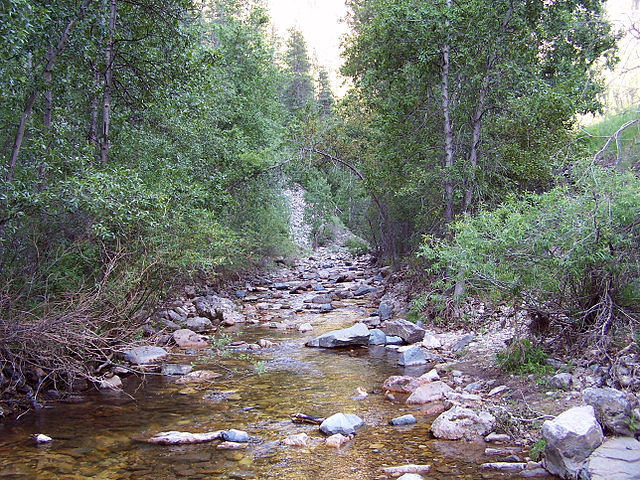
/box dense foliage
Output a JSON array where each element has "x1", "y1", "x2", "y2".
[
  {"x1": 334, "y1": 0, "x2": 617, "y2": 256},
  {"x1": 0, "y1": 0, "x2": 296, "y2": 401}
]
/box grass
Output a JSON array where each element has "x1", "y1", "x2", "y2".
[{"x1": 580, "y1": 107, "x2": 640, "y2": 167}]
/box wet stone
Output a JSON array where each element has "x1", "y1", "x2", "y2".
[
  {"x1": 389, "y1": 414, "x2": 417, "y2": 426},
  {"x1": 161, "y1": 364, "x2": 193, "y2": 376},
  {"x1": 319, "y1": 413, "x2": 364, "y2": 436}
]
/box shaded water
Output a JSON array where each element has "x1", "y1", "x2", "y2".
[{"x1": 0, "y1": 307, "x2": 551, "y2": 479}]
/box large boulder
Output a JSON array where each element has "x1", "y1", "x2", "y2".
[
  {"x1": 306, "y1": 323, "x2": 370, "y2": 348},
  {"x1": 378, "y1": 302, "x2": 393, "y2": 321},
  {"x1": 582, "y1": 387, "x2": 634, "y2": 435},
  {"x1": 381, "y1": 319, "x2": 425, "y2": 344},
  {"x1": 319, "y1": 413, "x2": 364, "y2": 436},
  {"x1": 583, "y1": 436, "x2": 640, "y2": 480},
  {"x1": 430, "y1": 406, "x2": 495, "y2": 440},
  {"x1": 542, "y1": 405, "x2": 603, "y2": 479},
  {"x1": 122, "y1": 346, "x2": 168, "y2": 365},
  {"x1": 406, "y1": 381, "x2": 453, "y2": 405}
]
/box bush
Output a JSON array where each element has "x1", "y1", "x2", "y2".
[
  {"x1": 497, "y1": 339, "x2": 553, "y2": 376},
  {"x1": 420, "y1": 161, "x2": 640, "y2": 354},
  {"x1": 343, "y1": 236, "x2": 369, "y2": 256}
]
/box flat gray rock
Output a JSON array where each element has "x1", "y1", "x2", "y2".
[
  {"x1": 221, "y1": 429, "x2": 250, "y2": 443},
  {"x1": 306, "y1": 323, "x2": 370, "y2": 348},
  {"x1": 584, "y1": 436, "x2": 640, "y2": 480},
  {"x1": 122, "y1": 346, "x2": 168, "y2": 365},
  {"x1": 452, "y1": 333, "x2": 474, "y2": 352},
  {"x1": 398, "y1": 346, "x2": 427, "y2": 366},
  {"x1": 161, "y1": 364, "x2": 193, "y2": 376},
  {"x1": 319, "y1": 413, "x2": 364, "y2": 435}
]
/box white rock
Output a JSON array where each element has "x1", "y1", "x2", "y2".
[
  {"x1": 583, "y1": 436, "x2": 640, "y2": 480},
  {"x1": 420, "y1": 369, "x2": 440, "y2": 382},
  {"x1": 422, "y1": 334, "x2": 442, "y2": 349},
  {"x1": 542, "y1": 405, "x2": 603, "y2": 479},
  {"x1": 430, "y1": 406, "x2": 496, "y2": 440},
  {"x1": 99, "y1": 375, "x2": 122, "y2": 389},
  {"x1": 381, "y1": 464, "x2": 431, "y2": 476},
  {"x1": 283, "y1": 433, "x2": 309, "y2": 447},
  {"x1": 325, "y1": 433, "x2": 351, "y2": 448},
  {"x1": 487, "y1": 385, "x2": 508, "y2": 397},
  {"x1": 33, "y1": 434, "x2": 52, "y2": 443},
  {"x1": 406, "y1": 381, "x2": 452, "y2": 405},
  {"x1": 146, "y1": 430, "x2": 223, "y2": 445},
  {"x1": 298, "y1": 323, "x2": 313, "y2": 333}
]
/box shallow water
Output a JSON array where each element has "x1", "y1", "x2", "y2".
[{"x1": 0, "y1": 307, "x2": 552, "y2": 479}]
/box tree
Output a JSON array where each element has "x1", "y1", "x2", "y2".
[
  {"x1": 282, "y1": 28, "x2": 315, "y2": 115},
  {"x1": 341, "y1": 0, "x2": 617, "y2": 254}
]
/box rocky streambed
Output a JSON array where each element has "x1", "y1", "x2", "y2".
[{"x1": 0, "y1": 249, "x2": 637, "y2": 479}]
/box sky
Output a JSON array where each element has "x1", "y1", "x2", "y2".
[
  {"x1": 266, "y1": 0, "x2": 640, "y2": 108},
  {"x1": 266, "y1": 0, "x2": 350, "y2": 95}
]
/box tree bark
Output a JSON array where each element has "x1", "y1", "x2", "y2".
[
  {"x1": 88, "y1": 67, "x2": 100, "y2": 145},
  {"x1": 38, "y1": 46, "x2": 53, "y2": 186},
  {"x1": 100, "y1": 0, "x2": 117, "y2": 167},
  {"x1": 5, "y1": 0, "x2": 95, "y2": 182},
  {"x1": 441, "y1": 1, "x2": 454, "y2": 225}
]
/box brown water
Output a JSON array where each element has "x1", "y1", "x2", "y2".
[{"x1": 0, "y1": 307, "x2": 551, "y2": 479}]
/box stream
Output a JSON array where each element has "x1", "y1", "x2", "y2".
[{"x1": 0, "y1": 259, "x2": 552, "y2": 479}]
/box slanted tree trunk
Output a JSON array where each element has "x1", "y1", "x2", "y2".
[
  {"x1": 5, "y1": 0, "x2": 95, "y2": 182},
  {"x1": 100, "y1": 0, "x2": 116, "y2": 167}
]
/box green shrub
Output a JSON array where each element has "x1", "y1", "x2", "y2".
[
  {"x1": 344, "y1": 236, "x2": 369, "y2": 256},
  {"x1": 497, "y1": 339, "x2": 553, "y2": 375},
  {"x1": 529, "y1": 439, "x2": 546, "y2": 462},
  {"x1": 420, "y1": 161, "x2": 640, "y2": 350}
]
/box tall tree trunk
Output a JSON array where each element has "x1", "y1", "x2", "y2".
[
  {"x1": 88, "y1": 67, "x2": 99, "y2": 145},
  {"x1": 5, "y1": 0, "x2": 95, "y2": 182},
  {"x1": 100, "y1": 0, "x2": 116, "y2": 167},
  {"x1": 463, "y1": 1, "x2": 514, "y2": 212},
  {"x1": 441, "y1": 0, "x2": 454, "y2": 226}
]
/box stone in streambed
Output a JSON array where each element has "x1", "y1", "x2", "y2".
[
  {"x1": 381, "y1": 465, "x2": 431, "y2": 476},
  {"x1": 430, "y1": 406, "x2": 495, "y2": 440},
  {"x1": 389, "y1": 414, "x2": 417, "y2": 426},
  {"x1": 406, "y1": 381, "x2": 452, "y2": 405},
  {"x1": 325, "y1": 433, "x2": 351, "y2": 448},
  {"x1": 306, "y1": 323, "x2": 370, "y2": 348},
  {"x1": 145, "y1": 430, "x2": 223, "y2": 445},
  {"x1": 282, "y1": 433, "x2": 309, "y2": 447},
  {"x1": 220, "y1": 429, "x2": 250, "y2": 443},
  {"x1": 122, "y1": 346, "x2": 168, "y2": 365},
  {"x1": 319, "y1": 413, "x2": 364, "y2": 435},
  {"x1": 161, "y1": 364, "x2": 193, "y2": 376},
  {"x1": 398, "y1": 346, "x2": 427, "y2": 366},
  {"x1": 173, "y1": 329, "x2": 208, "y2": 349},
  {"x1": 368, "y1": 329, "x2": 387, "y2": 345},
  {"x1": 386, "y1": 335, "x2": 403, "y2": 345}
]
